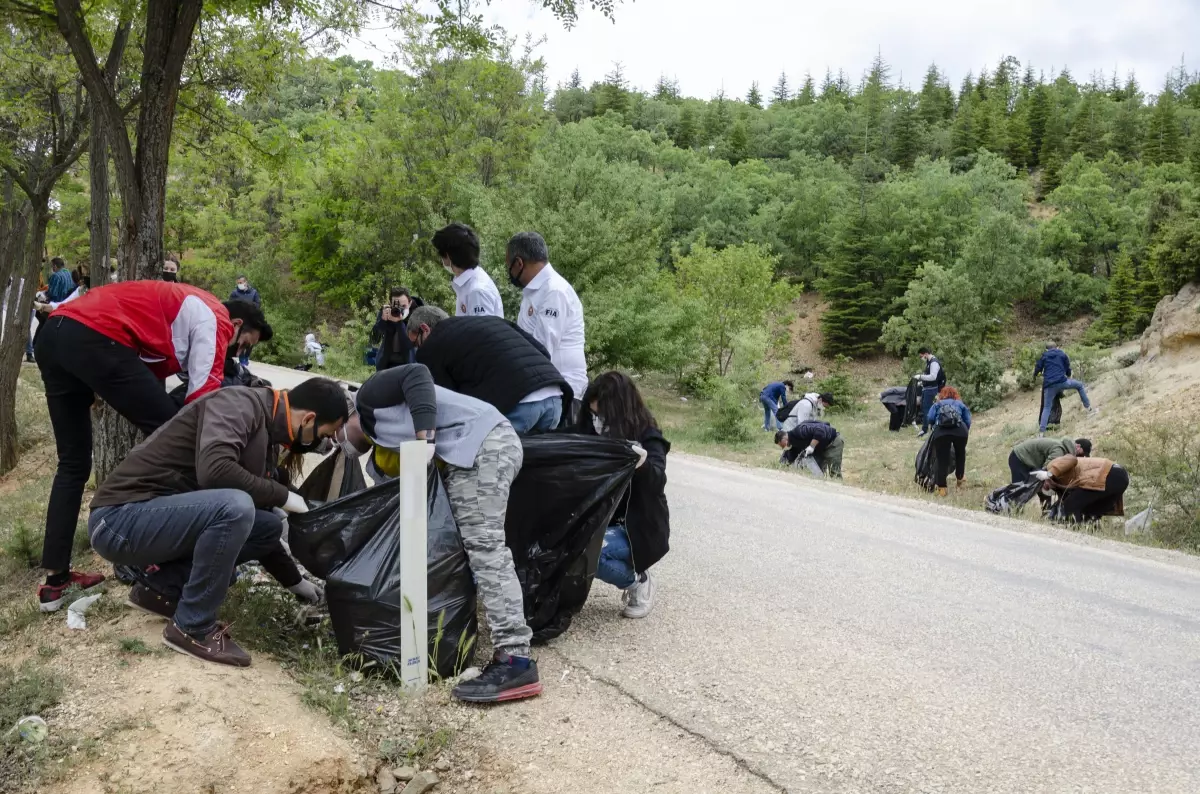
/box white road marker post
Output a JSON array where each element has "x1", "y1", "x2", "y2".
[{"x1": 398, "y1": 440, "x2": 428, "y2": 690}]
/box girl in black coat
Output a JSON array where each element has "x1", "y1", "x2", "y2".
[{"x1": 576, "y1": 372, "x2": 670, "y2": 618}]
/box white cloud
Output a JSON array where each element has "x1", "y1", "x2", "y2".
[{"x1": 341, "y1": 0, "x2": 1198, "y2": 98}]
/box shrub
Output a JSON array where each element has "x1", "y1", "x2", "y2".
[
  {"x1": 1113, "y1": 421, "x2": 1200, "y2": 550},
  {"x1": 1013, "y1": 344, "x2": 1044, "y2": 391},
  {"x1": 813, "y1": 355, "x2": 866, "y2": 414},
  {"x1": 704, "y1": 379, "x2": 753, "y2": 443},
  {"x1": 956, "y1": 352, "x2": 1006, "y2": 411}
]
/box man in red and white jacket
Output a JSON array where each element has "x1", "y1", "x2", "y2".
[{"x1": 34, "y1": 280, "x2": 270, "y2": 612}]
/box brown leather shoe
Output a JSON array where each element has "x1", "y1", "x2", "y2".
[
  {"x1": 956, "y1": 478, "x2": 966, "y2": 489},
  {"x1": 126, "y1": 583, "x2": 176, "y2": 620},
  {"x1": 162, "y1": 622, "x2": 251, "y2": 667}
]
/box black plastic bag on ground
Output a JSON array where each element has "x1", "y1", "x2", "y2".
[
  {"x1": 914, "y1": 435, "x2": 955, "y2": 492},
  {"x1": 288, "y1": 470, "x2": 476, "y2": 678},
  {"x1": 985, "y1": 478, "x2": 1043, "y2": 514},
  {"x1": 508, "y1": 434, "x2": 638, "y2": 644},
  {"x1": 1038, "y1": 389, "x2": 1064, "y2": 426}
]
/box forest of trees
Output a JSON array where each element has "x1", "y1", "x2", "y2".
[{"x1": 10, "y1": 1, "x2": 1200, "y2": 437}]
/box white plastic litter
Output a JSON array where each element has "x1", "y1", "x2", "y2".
[
  {"x1": 15, "y1": 716, "x2": 47, "y2": 743},
  {"x1": 66, "y1": 593, "x2": 102, "y2": 630},
  {"x1": 1125, "y1": 505, "x2": 1155, "y2": 536}
]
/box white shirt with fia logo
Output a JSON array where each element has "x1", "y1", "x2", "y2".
[
  {"x1": 517, "y1": 263, "x2": 587, "y2": 399},
  {"x1": 451, "y1": 267, "x2": 504, "y2": 318}
]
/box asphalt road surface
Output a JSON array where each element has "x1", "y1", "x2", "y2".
[{"x1": 254, "y1": 363, "x2": 1200, "y2": 793}]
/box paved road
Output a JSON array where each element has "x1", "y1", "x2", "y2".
[{"x1": 252, "y1": 364, "x2": 1200, "y2": 792}]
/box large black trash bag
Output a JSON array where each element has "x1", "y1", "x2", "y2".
[
  {"x1": 288, "y1": 469, "x2": 477, "y2": 678},
  {"x1": 507, "y1": 434, "x2": 638, "y2": 644},
  {"x1": 297, "y1": 448, "x2": 367, "y2": 505},
  {"x1": 1038, "y1": 388, "x2": 1064, "y2": 426},
  {"x1": 985, "y1": 478, "x2": 1043, "y2": 514},
  {"x1": 914, "y1": 435, "x2": 955, "y2": 492}
]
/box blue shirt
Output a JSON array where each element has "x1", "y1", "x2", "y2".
[
  {"x1": 47, "y1": 269, "x2": 74, "y2": 303},
  {"x1": 926, "y1": 398, "x2": 972, "y2": 430},
  {"x1": 1034, "y1": 348, "x2": 1072, "y2": 387},
  {"x1": 761, "y1": 382, "x2": 788, "y2": 405}
]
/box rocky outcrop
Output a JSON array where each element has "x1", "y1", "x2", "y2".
[{"x1": 1140, "y1": 282, "x2": 1200, "y2": 360}]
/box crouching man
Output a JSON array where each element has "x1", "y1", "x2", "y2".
[
  {"x1": 775, "y1": 420, "x2": 844, "y2": 479},
  {"x1": 87, "y1": 378, "x2": 348, "y2": 666},
  {"x1": 345, "y1": 363, "x2": 541, "y2": 704}
]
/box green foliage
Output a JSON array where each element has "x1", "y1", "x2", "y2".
[
  {"x1": 1114, "y1": 422, "x2": 1200, "y2": 550},
  {"x1": 702, "y1": 329, "x2": 769, "y2": 443},
  {"x1": 813, "y1": 356, "x2": 866, "y2": 414},
  {"x1": 1013, "y1": 343, "x2": 1044, "y2": 391}
]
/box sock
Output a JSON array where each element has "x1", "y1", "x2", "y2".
[
  {"x1": 45, "y1": 571, "x2": 69, "y2": 587},
  {"x1": 497, "y1": 652, "x2": 532, "y2": 670}
]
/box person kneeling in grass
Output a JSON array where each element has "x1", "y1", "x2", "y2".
[
  {"x1": 87, "y1": 377, "x2": 348, "y2": 666},
  {"x1": 576, "y1": 372, "x2": 669, "y2": 619}
]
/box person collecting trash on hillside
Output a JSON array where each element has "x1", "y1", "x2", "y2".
[
  {"x1": 775, "y1": 420, "x2": 844, "y2": 478},
  {"x1": 87, "y1": 377, "x2": 348, "y2": 666},
  {"x1": 1009, "y1": 436, "x2": 1091, "y2": 510},
  {"x1": 342, "y1": 363, "x2": 541, "y2": 703},
  {"x1": 913, "y1": 347, "x2": 945, "y2": 437},
  {"x1": 1034, "y1": 342, "x2": 1097, "y2": 434},
  {"x1": 780, "y1": 392, "x2": 834, "y2": 433},
  {"x1": 303, "y1": 333, "x2": 325, "y2": 368},
  {"x1": 926, "y1": 386, "x2": 971, "y2": 496},
  {"x1": 575, "y1": 372, "x2": 669, "y2": 619},
  {"x1": 759, "y1": 379, "x2": 794, "y2": 431},
  {"x1": 1031, "y1": 454, "x2": 1127, "y2": 523}
]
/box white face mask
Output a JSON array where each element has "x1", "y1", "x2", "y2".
[
  {"x1": 592, "y1": 414, "x2": 606, "y2": 435},
  {"x1": 237, "y1": 282, "x2": 248, "y2": 291},
  {"x1": 443, "y1": 262, "x2": 455, "y2": 275}
]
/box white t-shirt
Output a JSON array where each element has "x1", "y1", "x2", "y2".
[
  {"x1": 517, "y1": 263, "x2": 588, "y2": 399},
  {"x1": 451, "y1": 267, "x2": 504, "y2": 318}
]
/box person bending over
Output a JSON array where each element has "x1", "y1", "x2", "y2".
[
  {"x1": 1032, "y1": 455, "x2": 1128, "y2": 523},
  {"x1": 575, "y1": 372, "x2": 668, "y2": 619},
  {"x1": 87, "y1": 377, "x2": 348, "y2": 666},
  {"x1": 775, "y1": 420, "x2": 844, "y2": 478},
  {"x1": 344, "y1": 363, "x2": 540, "y2": 704}
]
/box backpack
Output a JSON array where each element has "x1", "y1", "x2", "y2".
[
  {"x1": 776, "y1": 396, "x2": 813, "y2": 423},
  {"x1": 934, "y1": 401, "x2": 962, "y2": 429}
]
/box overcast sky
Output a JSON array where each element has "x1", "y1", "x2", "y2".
[{"x1": 340, "y1": 0, "x2": 1198, "y2": 98}]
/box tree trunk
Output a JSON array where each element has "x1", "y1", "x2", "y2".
[
  {"x1": 0, "y1": 185, "x2": 33, "y2": 476},
  {"x1": 89, "y1": 103, "x2": 112, "y2": 281}
]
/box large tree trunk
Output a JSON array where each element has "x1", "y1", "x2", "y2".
[
  {"x1": 88, "y1": 103, "x2": 112, "y2": 281},
  {"x1": 0, "y1": 184, "x2": 34, "y2": 476}
]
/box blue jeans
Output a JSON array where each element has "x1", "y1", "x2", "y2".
[
  {"x1": 596, "y1": 525, "x2": 637, "y2": 590},
  {"x1": 88, "y1": 489, "x2": 263, "y2": 635},
  {"x1": 1040, "y1": 379, "x2": 1091, "y2": 431},
  {"x1": 504, "y1": 396, "x2": 562, "y2": 435},
  {"x1": 760, "y1": 395, "x2": 779, "y2": 430},
  {"x1": 920, "y1": 387, "x2": 938, "y2": 432}
]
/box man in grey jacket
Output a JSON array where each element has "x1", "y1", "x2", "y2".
[{"x1": 347, "y1": 363, "x2": 541, "y2": 704}]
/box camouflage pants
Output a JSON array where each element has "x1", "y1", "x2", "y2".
[{"x1": 443, "y1": 422, "x2": 532, "y2": 657}]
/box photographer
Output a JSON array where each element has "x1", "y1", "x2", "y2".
[{"x1": 374, "y1": 287, "x2": 423, "y2": 372}]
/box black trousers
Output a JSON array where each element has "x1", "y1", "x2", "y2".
[
  {"x1": 1061, "y1": 467, "x2": 1129, "y2": 522},
  {"x1": 1009, "y1": 451, "x2": 1050, "y2": 508},
  {"x1": 933, "y1": 434, "x2": 967, "y2": 488},
  {"x1": 35, "y1": 317, "x2": 180, "y2": 572}
]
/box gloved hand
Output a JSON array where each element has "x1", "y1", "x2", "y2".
[
  {"x1": 33, "y1": 301, "x2": 50, "y2": 312},
  {"x1": 282, "y1": 492, "x2": 309, "y2": 514},
  {"x1": 913, "y1": 374, "x2": 923, "y2": 381},
  {"x1": 799, "y1": 446, "x2": 813, "y2": 459},
  {"x1": 1031, "y1": 470, "x2": 1053, "y2": 482},
  {"x1": 630, "y1": 443, "x2": 648, "y2": 468},
  {"x1": 288, "y1": 579, "x2": 324, "y2": 604},
  {"x1": 426, "y1": 441, "x2": 437, "y2": 465}
]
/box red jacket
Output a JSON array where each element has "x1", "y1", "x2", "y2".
[{"x1": 52, "y1": 281, "x2": 234, "y2": 403}]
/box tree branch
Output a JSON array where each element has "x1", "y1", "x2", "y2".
[{"x1": 0, "y1": 164, "x2": 35, "y2": 202}]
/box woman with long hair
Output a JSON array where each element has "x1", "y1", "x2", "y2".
[
  {"x1": 577, "y1": 372, "x2": 670, "y2": 618},
  {"x1": 926, "y1": 385, "x2": 972, "y2": 496}
]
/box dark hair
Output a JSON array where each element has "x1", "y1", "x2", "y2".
[
  {"x1": 236, "y1": 274, "x2": 248, "y2": 281},
  {"x1": 918, "y1": 346, "x2": 931, "y2": 355},
  {"x1": 71, "y1": 268, "x2": 82, "y2": 285},
  {"x1": 783, "y1": 380, "x2": 795, "y2": 389},
  {"x1": 818, "y1": 392, "x2": 834, "y2": 405},
  {"x1": 50, "y1": 256, "x2": 65, "y2": 270},
  {"x1": 506, "y1": 231, "x2": 549, "y2": 265},
  {"x1": 223, "y1": 300, "x2": 269, "y2": 338},
  {"x1": 432, "y1": 223, "x2": 480, "y2": 269},
  {"x1": 1075, "y1": 438, "x2": 1092, "y2": 457},
  {"x1": 774, "y1": 430, "x2": 788, "y2": 444},
  {"x1": 937, "y1": 386, "x2": 960, "y2": 401},
  {"x1": 287, "y1": 377, "x2": 350, "y2": 425},
  {"x1": 390, "y1": 286, "x2": 411, "y2": 300},
  {"x1": 581, "y1": 371, "x2": 657, "y2": 441}
]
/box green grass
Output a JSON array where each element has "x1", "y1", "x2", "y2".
[
  {"x1": 117, "y1": 638, "x2": 154, "y2": 656},
  {"x1": 0, "y1": 661, "x2": 66, "y2": 791}
]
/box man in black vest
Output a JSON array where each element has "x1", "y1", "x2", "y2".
[
  {"x1": 406, "y1": 306, "x2": 572, "y2": 434},
  {"x1": 913, "y1": 346, "x2": 946, "y2": 438}
]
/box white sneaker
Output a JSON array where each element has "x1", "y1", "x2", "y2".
[{"x1": 621, "y1": 571, "x2": 656, "y2": 619}]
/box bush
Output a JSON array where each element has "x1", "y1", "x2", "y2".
[
  {"x1": 1113, "y1": 422, "x2": 1200, "y2": 550},
  {"x1": 1013, "y1": 343, "x2": 1044, "y2": 391},
  {"x1": 956, "y1": 352, "x2": 1006, "y2": 411},
  {"x1": 813, "y1": 355, "x2": 866, "y2": 414},
  {"x1": 704, "y1": 379, "x2": 754, "y2": 443}
]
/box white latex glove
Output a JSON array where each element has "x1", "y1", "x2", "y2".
[
  {"x1": 33, "y1": 301, "x2": 50, "y2": 312},
  {"x1": 282, "y1": 492, "x2": 309, "y2": 514},
  {"x1": 426, "y1": 441, "x2": 437, "y2": 465},
  {"x1": 1031, "y1": 470, "x2": 1052, "y2": 481},
  {"x1": 799, "y1": 446, "x2": 813, "y2": 459},
  {"x1": 288, "y1": 579, "x2": 324, "y2": 604},
  {"x1": 913, "y1": 374, "x2": 923, "y2": 381},
  {"x1": 630, "y1": 443, "x2": 648, "y2": 468}
]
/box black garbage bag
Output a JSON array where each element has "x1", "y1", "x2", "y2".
[
  {"x1": 880, "y1": 387, "x2": 907, "y2": 432},
  {"x1": 288, "y1": 469, "x2": 477, "y2": 678},
  {"x1": 508, "y1": 434, "x2": 638, "y2": 644},
  {"x1": 985, "y1": 478, "x2": 1043, "y2": 514},
  {"x1": 914, "y1": 435, "x2": 955, "y2": 492},
  {"x1": 297, "y1": 448, "x2": 367, "y2": 505},
  {"x1": 904, "y1": 379, "x2": 921, "y2": 426},
  {"x1": 1037, "y1": 389, "x2": 1064, "y2": 427}
]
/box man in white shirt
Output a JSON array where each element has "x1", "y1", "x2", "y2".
[
  {"x1": 506, "y1": 231, "x2": 588, "y2": 423},
  {"x1": 433, "y1": 222, "x2": 503, "y2": 318},
  {"x1": 780, "y1": 392, "x2": 834, "y2": 433}
]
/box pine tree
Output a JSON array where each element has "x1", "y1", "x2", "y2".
[
  {"x1": 796, "y1": 73, "x2": 816, "y2": 105},
  {"x1": 1144, "y1": 88, "x2": 1184, "y2": 164},
  {"x1": 1111, "y1": 97, "x2": 1142, "y2": 160},
  {"x1": 746, "y1": 81, "x2": 763, "y2": 109},
  {"x1": 1027, "y1": 84, "x2": 1051, "y2": 164},
  {"x1": 1006, "y1": 102, "x2": 1033, "y2": 168},
  {"x1": 568, "y1": 68, "x2": 583, "y2": 90},
  {"x1": 771, "y1": 72, "x2": 790, "y2": 106},
  {"x1": 860, "y1": 51, "x2": 891, "y2": 155},
  {"x1": 890, "y1": 95, "x2": 921, "y2": 168},
  {"x1": 1101, "y1": 253, "x2": 1138, "y2": 340},
  {"x1": 674, "y1": 104, "x2": 697, "y2": 149},
  {"x1": 951, "y1": 95, "x2": 978, "y2": 157},
  {"x1": 727, "y1": 119, "x2": 750, "y2": 164},
  {"x1": 958, "y1": 72, "x2": 975, "y2": 105},
  {"x1": 918, "y1": 63, "x2": 953, "y2": 125},
  {"x1": 704, "y1": 89, "x2": 732, "y2": 140},
  {"x1": 597, "y1": 61, "x2": 630, "y2": 116},
  {"x1": 1067, "y1": 92, "x2": 1104, "y2": 160},
  {"x1": 1190, "y1": 130, "x2": 1200, "y2": 181},
  {"x1": 817, "y1": 197, "x2": 891, "y2": 357},
  {"x1": 1021, "y1": 65, "x2": 1038, "y2": 95},
  {"x1": 653, "y1": 74, "x2": 678, "y2": 101}
]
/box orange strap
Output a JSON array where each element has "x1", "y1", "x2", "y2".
[{"x1": 271, "y1": 390, "x2": 294, "y2": 444}]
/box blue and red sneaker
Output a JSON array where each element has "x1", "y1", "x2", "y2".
[{"x1": 452, "y1": 652, "x2": 542, "y2": 704}]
